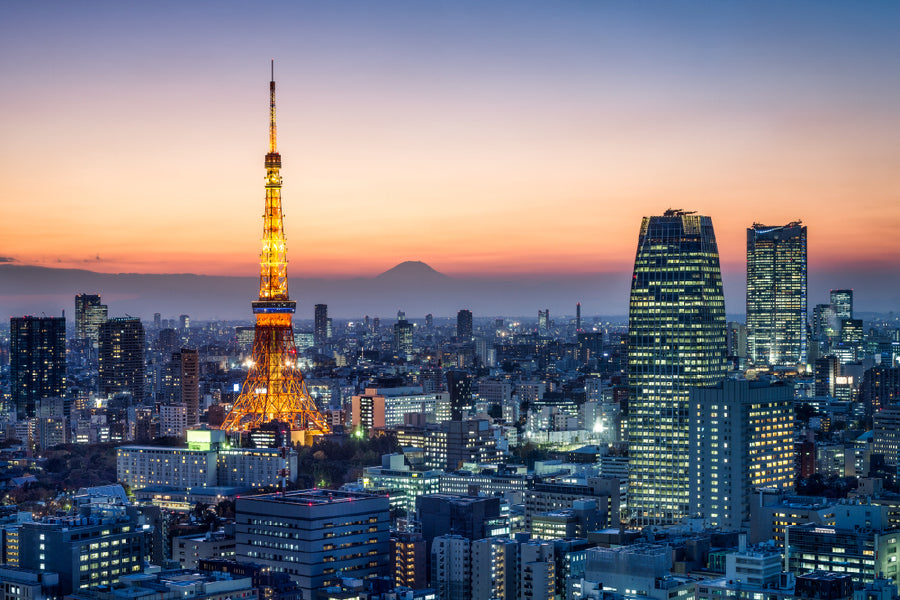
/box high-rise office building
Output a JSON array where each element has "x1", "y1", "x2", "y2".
[
  {"x1": 99, "y1": 317, "x2": 145, "y2": 403},
  {"x1": 394, "y1": 313, "x2": 414, "y2": 356},
  {"x1": 689, "y1": 379, "x2": 795, "y2": 530},
  {"x1": 446, "y1": 371, "x2": 473, "y2": 421},
  {"x1": 814, "y1": 355, "x2": 839, "y2": 397},
  {"x1": 74, "y1": 294, "x2": 107, "y2": 346},
  {"x1": 812, "y1": 304, "x2": 838, "y2": 341},
  {"x1": 838, "y1": 318, "x2": 864, "y2": 363},
  {"x1": 314, "y1": 303, "x2": 328, "y2": 346},
  {"x1": 746, "y1": 222, "x2": 807, "y2": 368},
  {"x1": 830, "y1": 289, "x2": 853, "y2": 321},
  {"x1": 627, "y1": 210, "x2": 727, "y2": 525},
  {"x1": 10, "y1": 316, "x2": 66, "y2": 420},
  {"x1": 538, "y1": 309, "x2": 550, "y2": 333},
  {"x1": 235, "y1": 490, "x2": 389, "y2": 595},
  {"x1": 859, "y1": 366, "x2": 900, "y2": 418},
  {"x1": 161, "y1": 348, "x2": 200, "y2": 426},
  {"x1": 457, "y1": 309, "x2": 473, "y2": 341},
  {"x1": 726, "y1": 321, "x2": 748, "y2": 361},
  {"x1": 872, "y1": 407, "x2": 900, "y2": 467}
]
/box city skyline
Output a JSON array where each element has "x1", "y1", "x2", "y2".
[{"x1": 2, "y1": 2, "x2": 900, "y2": 313}]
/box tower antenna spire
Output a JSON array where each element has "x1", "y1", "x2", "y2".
[{"x1": 269, "y1": 60, "x2": 277, "y2": 154}]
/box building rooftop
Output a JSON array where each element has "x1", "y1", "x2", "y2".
[
  {"x1": 797, "y1": 570, "x2": 854, "y2": 583},
  {"x1": 243, "y1": 488, "x2": 384, "y2": 505}
]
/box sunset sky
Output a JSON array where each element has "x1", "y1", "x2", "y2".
[{"x1": 2, "y1": 2, "x2": 900, "y2": 310}]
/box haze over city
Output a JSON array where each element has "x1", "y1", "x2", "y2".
[
  {"x1": 7, "y1": 4, "x2": 900, "y2": 600},
  {"x1": 3, "y1": 2, "x2": 900, "y2": 317}
]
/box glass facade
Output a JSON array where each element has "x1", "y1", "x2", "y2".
[
  {"x1": 746, "y1": 222, "x2": 808, "y2": 367},
  {"x1": 10, "y1": 316, "x2": 66, "y2": 420},
  {"x1": 627, "y1": 210, "x2": 726, "y2": 525}
]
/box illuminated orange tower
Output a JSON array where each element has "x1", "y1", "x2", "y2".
[{"x1": 221, "y1": 62, "x2": 329, "y2": 442}]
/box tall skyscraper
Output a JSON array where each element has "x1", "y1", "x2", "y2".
[
  {"x1": 74, "y1": 294, "x2": 107, "y2": 346},
  {"x1": 99, "y1": 317, "x2": 145, "y2": 403},
  {"x1": 314, "y1": 303, "x2": 328, "y2": 345},
  {"x1": 627, "y1": 210, "x2": 727, "y2": 525},
  {"x1": 746, "y1": 222, "x2": 807, "y2": 368},
  {"x1": 10, "y1": 316, "x2": 66, "y2": 420},
  {"x1": 457, "y1": 309, "x2": 473, "y2": 341},
  {"x1": 161, "y1": 348, "x2": 200, "y2": 426},
  {"x1": 538, "y1": 309, "x2": 550, "y2": 333},
  {"x1": 830, "y1": 289, "x2": 853, "y2": 321}
]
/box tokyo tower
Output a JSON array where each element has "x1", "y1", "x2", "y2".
[{"x1": 221, "y1": 62, "x2": 330, "y2": 443}]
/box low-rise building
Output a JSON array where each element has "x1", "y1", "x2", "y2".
[
  {"x1": 0, "y1": 566, "x2": 60, "y2": 600},
  {"x1": 65, "y1": 569, "x2": 257, "y2": 600},
  {"x1": 117, "y1": 429, "x2": 296, "y2": 491},
  {"x1": 173, "y1": 529, "x2": 236, "y2": 569},
  {"x1": 16, "y1": 510, "x2": 149, "y2": 595},
  {"x1": 787, "y1": 523, "x2": 900, "y2": 590},
  {"x1": 360, "y1": 454, "x2": 442, "y2": 514},
  {"x1": 582, "y1": 544, "x2": 697, "y2": 600}
]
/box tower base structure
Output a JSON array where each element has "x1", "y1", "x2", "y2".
[{"x1": 222, "y1": 311, "x2": 329, "y2": 444}]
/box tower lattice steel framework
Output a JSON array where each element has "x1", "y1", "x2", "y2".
[{"x1": 221, "y1": 63, "x2": 329, "y2": 440}]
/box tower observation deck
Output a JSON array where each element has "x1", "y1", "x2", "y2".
[{"x1": 221, "y1": 62, "x2": 330, "y2": 443}]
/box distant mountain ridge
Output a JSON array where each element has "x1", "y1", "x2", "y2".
[
  {"x1": 1, "y1": 261, "x2": 892, "y2": 319},
  {"x1": 0, "y1": 262, "x2": 632, "y2": 320}
]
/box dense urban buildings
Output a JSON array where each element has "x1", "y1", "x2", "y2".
[
  {"x1": 7, "y1": 56, "x2": 900, "y2": 600},
  {"x1": 627, "y1": 210, "x2": 727, "y2": 524},
  {"x1": 746, "y1": 222, "x2": 808, "y2": 368}
]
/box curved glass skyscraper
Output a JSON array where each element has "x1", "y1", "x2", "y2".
[{"x1": 627, "y1": 210, "x2": 727, "y2": 525}]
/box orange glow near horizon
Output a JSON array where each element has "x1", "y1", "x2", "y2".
[{"x1": 2, "y1": 3, "x2": 900, "y2": 287}]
